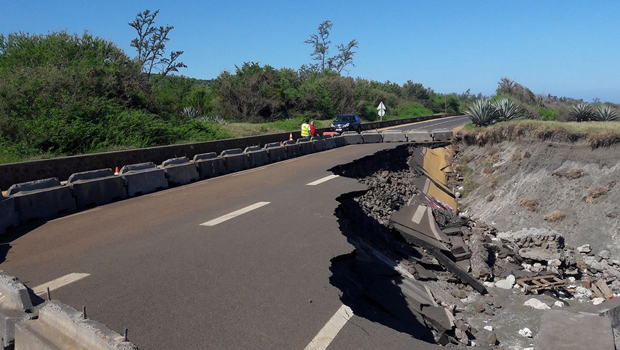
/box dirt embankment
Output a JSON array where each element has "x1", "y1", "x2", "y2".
[{"x1": 456, "y1": 140, "x2": 620, "y2": 256}]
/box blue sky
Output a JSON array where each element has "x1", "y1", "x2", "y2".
[{"x1": 2, "y1": 0, "x2": 619, "y2": 102}]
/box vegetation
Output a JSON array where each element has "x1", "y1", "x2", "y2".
[{"x1": 461, "y1": 120, "x2": 620, "y2": 148}]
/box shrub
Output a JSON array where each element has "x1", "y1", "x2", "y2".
[
  {"x1": 570, "y1": 103, "x2": 595, "y2": 122},
  {"x1": 595, "y1": 106, "x2": 619, "y2": 121},
  {"x1": 493, "y1": 98, "x2": 522, "y2": 121},
  {"x1": 519, "y1": 199, "x2": 539, "y2": 212},
  {"x1": 464, "y1": 99, "x2": 497, "y2": 126},
  {"x1": 543, "y1": 210, "x2": 566, "y2": 222}
]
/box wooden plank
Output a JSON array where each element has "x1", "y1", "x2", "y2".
[{"x1": 595, "y1": 279, "x2": 613, "y2": 298}]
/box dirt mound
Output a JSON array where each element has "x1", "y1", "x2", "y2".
[{"x1": 457, "y1": 140, "x2": 620, "y2": 256}]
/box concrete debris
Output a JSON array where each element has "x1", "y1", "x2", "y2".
[
  {"x1": 577, "y1": 244, "x2": 592, "y2": 253},
  {"x1": 553, "y1": 301, "x2": 564, "y2": 308},
  {"x1": 593, "y1": 297, "x2": 606, "y2": 305},
  {"x1": 483, "y1": 325, "x2": 493, "y2": 331},
  {"x1": 524, "y1": 298, "x2": 550, "y2": 310},
  {"x1": 519, "y1": 327, "x2": 533, "y2": 338},
  {"x1": 495, "y1": 275, "x2": 516, "y2": 289}
]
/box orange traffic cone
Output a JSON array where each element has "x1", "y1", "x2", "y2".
[
  {"x1": 289, "y1": 132, "x2": 293, "y2": 140},
  {"x1": 114, "y1": 166, "x2": 119, "y2": 175}
]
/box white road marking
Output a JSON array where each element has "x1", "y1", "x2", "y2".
[
  {"x1": 411, "y1": 205, "x2": 427, "y2": 224},
  {"x1": 200, "y1": 202, "x2": 270, "y2": 226},
  {"x1": 304, "y1": 304, "x2": 354, "y2": 350},
  {"x1": 33, "y1": 273, "x2": 90, "y2": 295},
  {"x1": 306, "y1": 175, "x2": 339, "y2": 186}
]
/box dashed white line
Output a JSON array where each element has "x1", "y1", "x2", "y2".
[
  {"x1": 306, "y1": 175, "x2": 340, "y2": 186},
  {"x1": 200, "y1": 202, "x2": 271, "y2": 227},
  {"x1": 33, "y1": 273, "x2": 90, "y2": 295},
  {"x1": 304, "y1": 304, "x2": 354, "y2": 350}
]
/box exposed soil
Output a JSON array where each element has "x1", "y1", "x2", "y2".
[{"x1": 458, "y1": 141, "x2": 620, "y2": 256}]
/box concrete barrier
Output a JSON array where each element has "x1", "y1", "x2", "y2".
[
  {"x1": 193, "y1": 153, "x2": 227, "y2": 179},
  {"x1": 283, "y1": 140, "x2": 300, "y2": 158},
  {"x1": 161, "y1": 157, "x2": 199, "y2": 186},
  {"x1": 119, "y1": 163, "x2": 168, "y2": 197},
  {"x1": 0, "y1": 115, "x2": 460, "y2": 190},
  {"x1": 361, "y1": 131, "x2": 383, "y2": 143},
  {"x1": 244, "y1": 146, "x2": 269, "y2": 167},
  {"x1": 382, "y1": 130, "x2": 407, "y2": 143},
  {"x1": 342, "y1": 131, "x2": 363, "y2": 145},
  {"x1": 8, "y1": 178, "x2": 76, "y2": 223},
  {"x1": 68, "y1": 169, "x2": 127, "y2": 209},
  {"x1": 221, "y1": 149, "x2": 249, "y2": 173},
  {"x1": 264, "y1": 142, "x2": 287, "y2": 163},
  {"x1": 0, "y1": 270, "x2": 34, "y2": 347},
  {"x1": 0, "y1": 195, "x2": 18, "y2": 235},
  {"x1": 322, "y1": 135, "x2": 336, "y2": 150},
  {"x1": 15, "y1": 300, "x2": 139, "y2": 350},
  {"x1": 296, "y1": 138, "x2": 314, "y2": 155},
  {"x1": 431, "y1": 129, "x2": 453, "y2": 141},
  {"x1": 310, "y1": 137, "x2": 325, "y2": 152},
  {"x1": 333, "y1": 135, "x2": 346, "y2": 147},
  {"x1": 406, "y1": 130, "x2": 432, "y2": 143}
]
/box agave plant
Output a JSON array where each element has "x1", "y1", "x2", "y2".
[
  {"x1": 570, "y1": 103, "x2": 595, "y2": 122},
  {"x1": 464, "y1": 99, "x2": 497, "y2": 127},
  {"x1": 181, "y1": 106, "x2": 201, "y2": 119},
  {"x1": 493, "y1": 98, "x2": 522, "y2": 121},
  {"x1": 595, "y1": 106, "x2": 619, "y2": 121}
]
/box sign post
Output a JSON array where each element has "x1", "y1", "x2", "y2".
[{"x1": 377, "y1": 101, "x2": 386, "y2": 121}]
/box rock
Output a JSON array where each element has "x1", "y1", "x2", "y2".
[
  {"x1": 524, "y1": 298, "x2": 550, "y2": 310},
  {"x1": 455, "y1": 319, "x2": 468, "y2": 332},
  {"x1": 585, "y1": 256, "x2": 611, "y2": 273},
  {"x1": 483, "y1": 307, "x2": 495, "y2": 316},
  {"x1": 547, "y1": 259, "x2": 562, "y2": 267},
  {"x1": 475, "y1": 303, "x2": 486, "y2": 313},
  {"x1": 599, "y1": 250, "x2": 611, "y2": 260},
  {"x1": 484, "y1": 325, "x2": 493, "y2": 332},
  {"x1": 487, "y1": 332, "x2": 498, "y2": 345},
  {"x1": 575, "y1": 286, "x2": 592, "y2": 299},
  {"x1": 578, "y1": 244, "x2": 592, "y2": 253},
  {"x1": 554, "y1": 301, "x2": 564, "y2": 308},
  {"x1": 455, "y1": 328, "x2": 469, "y2": 345},
  {"x1": 612, "y1": 260, "x2": 620, "y2": 266},
  {"x1": 593, "y1": 297, "x2": 605, "y2": 305},
  {"x1": 610, "y1": 280, "x2": 620, "y2": 292},
  {"x1": 495, "y1": 275, "x2": 516, "y2": 289},
  {"x1": 470, "y1": 232, "x2": 493, "y2": 280},
  {"x1": 531, "y1": 263, "x2": 545, "y2": 273},
  {"x1": 519, "y1": 248, "x2": 562, "y2": 261},
  {"x1": 519, "y1": 327, "x2": 533, "y2": 338},
  {"x1": 452, "y1": 290, "x2": 467, "y2": 299},
  {"x1": 483, "y1": 281, "x2": 496, "y2": 288}
]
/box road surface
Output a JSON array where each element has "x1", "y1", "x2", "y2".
[{"x1": 0, "y1": 115, "x2": 469, "y2": 349}]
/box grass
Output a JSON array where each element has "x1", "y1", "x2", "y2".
[
  {"x1": 552, "y1": 168, "x2": 586, "y2": 180},
  {"x1": 544, "y1": 210, "x2": 566, "y2": 222},
  {"x1": 460, "y1": 120, "x2": 620, "y2": 148},
  {"x1": 221, "y1": 118, "x2": 333, "y2": 137},
  {"x1": 519, "y1": 199, "x2": 539, "y2": 212},
  {"x1": 461, "y1": 165, "x2": 479, "y2": 197}
]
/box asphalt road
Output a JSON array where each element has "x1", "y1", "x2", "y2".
[{"x1": 0, "y1": 115, "x2": 469, "y2": 349}]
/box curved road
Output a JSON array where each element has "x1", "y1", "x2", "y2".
[{"x1": 0, "y1": 115, "x2": 469, "y2": 349}]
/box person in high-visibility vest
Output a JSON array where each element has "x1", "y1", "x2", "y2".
[{"x1": 301, "y1": 119, "x2": 311, "y2": 137}]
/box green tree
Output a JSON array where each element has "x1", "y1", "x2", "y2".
[
  {"x1": 304, "y1": 20, "x2": 358, "y2": 74},
  {"x1": 129, "y1": 9, "x2": 186, "y2": 78}
]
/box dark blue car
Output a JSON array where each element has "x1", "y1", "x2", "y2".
[{"x1": 330, "y1": 114, "x2": 362, "y2": 133}]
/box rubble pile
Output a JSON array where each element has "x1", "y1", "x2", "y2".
[
  {"x1": 340, "y1": 146, "x2": 620, "y2": 348},
  {"x1": 460, "y1": 223, "x2": 620, "y2": 299},
  {"x1": 357, "y1": 168, "x2": 419, "y2": 225}
]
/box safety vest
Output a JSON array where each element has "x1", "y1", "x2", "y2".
[{"x1": 301, "y1": 123, "x2": 311, "y2": 137}]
